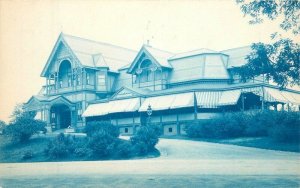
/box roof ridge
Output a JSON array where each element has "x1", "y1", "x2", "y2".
[
  {"x1": 62, "y1": 33, "x2": 137, "y2": 53},
  {"x1": 144, "y1": 45, "x2": 174, "y2": 55},
  {"x1": 221, "y1": 45, "x2": 251, "y2": 52},
  {"x1": 177, "y1": 48, "x2": 219, "y2": 54}
]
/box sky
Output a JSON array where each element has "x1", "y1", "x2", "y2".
[{"x1": 0, "y1": 0, "x2": 293, "y2": 123}]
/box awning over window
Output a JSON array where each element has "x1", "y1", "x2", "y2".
[
  {"x1": 139, "y1": 92, "x2": 194, "y2": 112},
  {"x1": 195, "y1": 91, "x2": 222, "y2": 108},
  {"x1": 195, "y1": 90, "x2": 242, "y2": 108},
  {"x1": 264, "y1": 87, "x2": 300, "y2": 105},
  {"x1": 82, "y1": 98, "x2": 140, "y2": 117},
  {"x1": 264, "y1": 87, "x2": 290, "y2": 104},
  {"x1": 218, "y1": 90, "x2": 241, "y2": 106}
]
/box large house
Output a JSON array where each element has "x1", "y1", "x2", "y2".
[{"x1": 25, "y1": 33, "x2": 300, "y2": 135}]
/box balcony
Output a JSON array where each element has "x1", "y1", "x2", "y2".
[
  {"x1": 46, "y1": 84, "x2": 97, "y2": 95},
  {"x1": 133, "y1": 79, "x2": 167, "y2": 91}
]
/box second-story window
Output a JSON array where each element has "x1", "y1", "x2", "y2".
[
  {"x1": 77, "y1": 102, "x2": 82, "y2": 121},
  {"x1": 86, "y1": 73, "x2": 90, "y2": 85},
  {"x1": 77, "y1": 77, "x2": 81, "y2": 85},
  {"x1": 98, "y1": 74, "x2": 105, "y2": 86},
  {"x1": 68, "y1": 78, "x2": 72, "y2": 87}
]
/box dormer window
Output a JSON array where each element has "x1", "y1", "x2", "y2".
[{"x1": 138, "y1": 59, "x2": 156, "y2": 83}]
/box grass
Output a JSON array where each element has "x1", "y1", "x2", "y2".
[
  {"x1": 0, "y1": 135, "x2": 160, "y2": 163},
  {"x1": 0, "y1": 135, "x2": 50, "y2": 163},
  {"x1": 161, "y1": 135, "x2": 300, "y2": 153}
]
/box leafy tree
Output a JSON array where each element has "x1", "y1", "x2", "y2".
[
  {"x1": 9, "y1": 103, "x2": 35, "y2": 124},
  {"x1": 0, "y1": 120, "x2": 6, "y2": 134},
  {"x1": 5, "y1": 114, "x2": 46, "y2": 143},
  {"x1": 235, "y1": 0, "x2": 300, "y2": 87}
]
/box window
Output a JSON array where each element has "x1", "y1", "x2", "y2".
[
  {"x1": 98, "y1": 74, "x2": 106, "y2": 86},
  {"x1": 77, "y1": 77, "x2": 81, "y2": 85},
  {"x1": 59, "y1": 81, "x2": 63, "y2": 88},
  {"x1": 168, "y1": 127, "x2": 173, "y2": 133},
  {"x1": 77, "y1": 102, "x2": 83, "y2": 121},
  {"x1": 125, "y1": 127, "x2": 128, "y2": 133},
  {"x1": 51, "y1": 112, "x2": 56, "y2": 123},
  {"x1": 86, "y1": 73, "x2": 90, "y2": 85},
  {"x1": 68, "y1": 78, "x2": 72, "y2": 87}
]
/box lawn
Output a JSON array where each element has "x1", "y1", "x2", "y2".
[
  {"x1": 0, "y1": 134, "x2": 159, "y2": 163},
  {"x1": 0, "y1": 135, "x2": 50, "y2": 163}
]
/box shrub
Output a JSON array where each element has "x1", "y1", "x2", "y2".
[
  {"x1": 5, "y1": 115, "x2": 46, "y2": 143},
  {"x1": 115, "y1": 141, "x2": 132, "y2": 158},
  {"x1": 186, "y1": 113, "x2": 246, "y2": 139},
  {"x1": 45, "y1": 133, "x2": 73, "y2": 159},
  {"x1": 87, "y1": 130, "x2": 117, "y2": 158},
  {"x1": 85, "y1": 121, "x2": 119, "y2": 138},
  {"x1": 130, "y1": 125, "x2": 159, "y2": 155},
  {"x1": 269, "y1": 111, "x2": 300, "y2": 143},
  {"x1": 22, "y1": 150, "x2": 34, "y2": 160},
  {"x1": 244, "y1": 110, "x2": 273, "y2": 136}
]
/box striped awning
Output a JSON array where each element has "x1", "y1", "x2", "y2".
[
  {"x1": 218, "y1": 90, "x2": 241, "y2": 106},
  {"x1": 195, "y1": 91, "x2": 222, "y2": 108},
  {"x1": 195, "y1": 90, "x2": 242, "y2": 108},
  {"x1": 264, "y1": 87, "x2": 300, "y2": 105},
  {"x1": 82, "y1": 98, "x2": 140, "y2": 117},
  {"x1": 139, "y1": 92, "x2": 194, "y2": 112}
]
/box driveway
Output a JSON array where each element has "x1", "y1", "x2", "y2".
[{"x1": 0, "y1": 138, "x2": 299, "y2": 187}]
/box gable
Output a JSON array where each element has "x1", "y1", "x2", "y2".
[
  {"x1": 127, "y1": 46, "x2": 173, "y2": 74},
  {"x1": 111, "y1": 87, "x2": 141, "y2": 100},
  {"x1": 24, "y1": 97, "x2": 43, "y2": 111},
  {"x1": 41, "y1": 34, "x2": 81, "y2": 77},
  {"x1": 127, "y1": 47, "x2": 158, "y2": 74},
  {"x1": 47, "y1": 43, "x2": 74, "y2": 74}
]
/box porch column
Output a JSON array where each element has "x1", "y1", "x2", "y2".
[
  {"x1": 193, "y1": 92, "x2": 198, "y2": 120},
  {"x1": 45, "y1": 106, "x2": 52, "y2": 133},
  {"x1": 71, "y1": 106, "x2": 77, "y2": 128},
  {"x1": 261, "y1": 86, "x2": 265, "y2": 111}
]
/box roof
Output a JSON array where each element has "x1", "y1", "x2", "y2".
[
  {"x1": 62, "y1": 34, "x2": 138, "y2": 72},
  {"x1": 169, "y1": 48, "x2": 227, "y2": 60},
  {"x1": 221, "y1": 46, "x2": 252, "y2": 68},
  {"x1": 127, "y1": 45, "x2": 173, "y2": 73},
  {"x1": 143, "y1": 45, "x2": 174, "y2": 68}
]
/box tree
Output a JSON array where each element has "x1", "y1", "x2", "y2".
[
  {"x1": 9, "y1": 103, "x2": 35, "y2": 123},
  {"x1": 5, "y1": 104, "x2": 46, "y2": 143},
  {"x1": 235, "y1": 0, "x2": 300, "y2": 87},
  {"x1": 0, "y1": 120, "x2": 6, "y2": 134}
]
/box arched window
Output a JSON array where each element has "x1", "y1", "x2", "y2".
[
  {"x1": 58, "y1": 60, "x2": 72, "y2": 88},
  {"x1": 139, "y1": 59, "x2": 155, "y2": 83}
]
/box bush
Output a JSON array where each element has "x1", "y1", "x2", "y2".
[
  {"x1": 244, "y1": 111, "x2": 273, "y2": 136},
  {"x1": 85, "y1": 121, "x2": 119, "y2": 138},
  {"x1": 186, "y1": 113, "x2": 246, "y2": 139},
  {"x1": 87, "y1": 130, "x2": 117, "y2": 158},
  {"x1": 5, "y1": 115, "x2": 46, "y2": 143},
  {"x1": 131, "y1": 125, "x2": 159, "y2": 155},
  {"x1": 22, "y1": 150, "x2": 34, "y2": 160},
  {"x1": 45, "y1": 133, "x2": 73, "y2": 159},
  {"x1": 269, "y1": 111, "x2": 300, "y2": 143},
  {"x1": 115, "y1": 141, "x2": 132, "y2": 158},
  {"x1": 186, "y1": 110, "x2": 300, "y2": 143}
]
